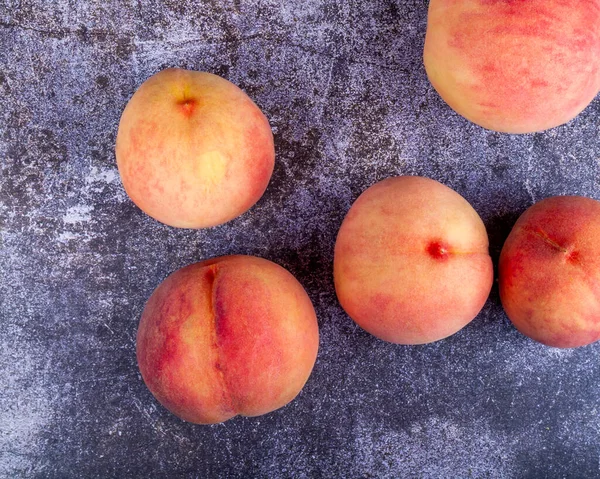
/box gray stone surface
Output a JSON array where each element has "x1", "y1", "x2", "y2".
[{"x1": 1, "y1": 0, "x2": 599, "y2": 477}]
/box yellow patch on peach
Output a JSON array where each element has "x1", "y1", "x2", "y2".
[{"x1": 194, "y1": 150, "x2": 228, "y2": 190}]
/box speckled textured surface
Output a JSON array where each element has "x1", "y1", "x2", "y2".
[{"x1": 1, "y1": 1, "x2": 599, "y2": 477}]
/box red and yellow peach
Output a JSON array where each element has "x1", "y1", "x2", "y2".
[
  {"x1": 424, "y1": 0, "x2": 600, "y2": 133},
  {"x1": 136, "y1": 255, "x2": 319, "y2": 424},
  {"x1": 334, "y1": 176, "x2": 493, "y2": 345},
  {"x1": 499, "y1": 196, "x2": 600, "y2": 348},
  {"x1": 116, "y1": 68, "x2": 275, "y2": 228}
]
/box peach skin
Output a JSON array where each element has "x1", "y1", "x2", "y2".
[
  {"x1": 116, "y1": 68, "x2": 275, "y2": 228},
  {"x1": 499, "y1": 196, "x2": 600, "y2": 348},
  {"x1": 424, "y1": 0, "x2": 600, "y2": 133},
  {"x1": 136, "y1": 255, "x2": 319, "y2": 424},
  {"x1": 334, "y1": 176, "x2": 493, "y2": 345}
]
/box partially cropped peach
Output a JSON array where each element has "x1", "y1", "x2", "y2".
[
  {"x1": 116, "y1": 68, "x2": 275, "y2": 228},
  {"x1": 136, "y1": 255, "x2": 319, "y2": 424},
  {"x1": 424, "y1": 0, "x2": 600, "y2": 133},
  {"x1": 499, "y1": 196, "x2": 600, "y2": 348},
  {"x1": 334, "y1": 176, "x2": 493, "y2": 345}
]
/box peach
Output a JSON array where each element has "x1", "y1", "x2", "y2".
[
  {"x1": 334, "y1": 176, "x2": 493, "y2": 345},
  {"x1": 499, "y1": 196, "x2": 600, "y2": 348},
  {"x1": 424, "y1": 0, "x2": 600, "y2": 133},
  {"x1": 116, "y1": 68, "x2": 275, "y2": 228},
  {"x1": 136, "y1": 255, "x2": 319, "y2": 424}
]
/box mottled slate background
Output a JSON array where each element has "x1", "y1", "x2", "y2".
[{"x1": 1, "y1": 0, "x2": 599, "y2": 477}]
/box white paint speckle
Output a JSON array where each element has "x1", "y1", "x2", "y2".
[
  {"x1": 85, "y1": 167, "x2": 118, "y2": 186},
  {"x1": 0, "y1": 337, "x2": 51, "y2": 476},
  {"x1": 56, "y1": 231, "x2": 78, "y2": 242},
  {"x1": 354, "y1": 416, "x2": 516, "y2": 478},
  {"x1": 63, "y1": 205, "x2": 94, "y2": 224}
]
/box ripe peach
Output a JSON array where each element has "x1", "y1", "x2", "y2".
[
  {"x1": 499, "y1": 196, "x2": 600, "y2": 348},
  {"x1": 334, "y1": 176, "x2": 493, "y2": 345},
  {"x1": 136, "y1": 255, "x2": 319, "y2": 424},
  {"x1": 424, "y1": 0, "x2": 600, "y2": 133},
  {"x1": 116, "y1": 68, "x2": 275, "y2": 228}
]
